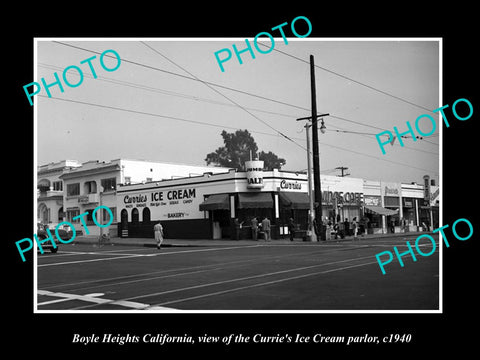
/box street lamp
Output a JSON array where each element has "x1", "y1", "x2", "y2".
[
  {"x1": 296, "y1": 119, "x2": 316, "y2": 242},
  {"x1": 319, "y1": 118, "x2": 327, "y2": 134},
  {"x1": 297, "y1": 113, "x2": 329, "y2": 241}
]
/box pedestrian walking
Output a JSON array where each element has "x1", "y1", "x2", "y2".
[
  {"x1": 251, "y1": 217, "x2": 259, "y2": 241},
  {"x1": 154, "y1": 221, "x2": 164, "y2": 249},
  {"x1": 261, "y1": 216, "x2": 271, "y2": 241},
  {"x1": 333, "y1": 223, "x2": 339, "y2": 239},
  {"x1": 344, "y1": 218, "x2": 350, "y2": 237},
  {"x1": 288, "y1": 217, "x2": 295, "y2": 241},
  {"x1": 325, "y1": 219, "x2": 332, "y2": 241},
  {"x1": 352, "y1": 217, "x2": 358, "y2": 241}
]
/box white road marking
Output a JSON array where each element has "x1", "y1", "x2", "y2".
[
  {"x1": 37, "y1": 245, "x2": 263, "y2": 268},
  {"x1": 40, "y1": 246, "x2": 389, "y2": 291},
  {"x1": 37, "y1": 290, "x2": 175, "y2": 310}
]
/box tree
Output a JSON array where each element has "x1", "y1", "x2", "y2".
[
  {"x1": 258, "y1": 150, "x2": 286, "y2": 171},
  {"x1": 205, "y1": 129, "x2": 286, "y2": 170}
]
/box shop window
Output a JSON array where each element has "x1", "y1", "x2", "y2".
[
  {"x1": 131, "y1": 208, "x2": 139, "y2": 224},
  {"x1": 142, "y1": 207, "x2": 151, "y2": 223},
  {"x1": 66, "y1": 183, "x2": 80, "y2": 196}
]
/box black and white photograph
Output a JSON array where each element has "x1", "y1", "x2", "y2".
[{"x1": 7, "y1": 6, "x2": 478, "y2": 356}]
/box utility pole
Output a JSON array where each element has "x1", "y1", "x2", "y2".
[
  {"x1": 297, "y1": 55, "x2": 329, "y2": 241},
  {"x1": 310, "y1": 54, "x2": 324, "y2": 240},
  {"x1": 304, "y1": 122, "x2": 316, "y2": 242},
  {"x1": 336, "y1": 166, "x2": 350, "y2": 177}
]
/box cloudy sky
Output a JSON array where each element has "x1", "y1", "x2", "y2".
[{"x1": 35, "y1": 38, "x2": 440, "y2": 184}]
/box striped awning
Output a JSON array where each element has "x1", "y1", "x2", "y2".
[{"x1": 364, "y1": 205, "x2": 399, "y2": 216}]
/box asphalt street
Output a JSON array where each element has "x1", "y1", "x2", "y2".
[{"x1": 36, "y1": 234, "x2": 440, "y2": 311}]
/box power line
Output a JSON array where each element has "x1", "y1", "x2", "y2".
[
  {"x1": 316, "y1": 139, "x2": 438, "y2": 175},
  {"x1": 52, "y1": 41, "x2": 308, "y2": 112},
  {"x1": 37, "y1": 95, "x2": 278, "y2": 138},
  {"x1": 40, "y1": 60, "x2": 440, "y2": 153},
  {"x1": 45, "y1": 42, "x2": 439, "y2": 174},
  {"x1": 325, "y1": 125, "x2": 439, "y2": 156},
  {"x1": 50, "y1": 41, "x2": 439, "y2": 148},
  {"x1": 139, "y1": 41, "x2": 306, "y2": 151},
  {"x1": 38, "y1": 95, "x2": 438, "y2": 175},
  {"x1": 38, "y1": 62, "x2": 300, "y2": 120},
  {"x1": 257, "y1": 42, "x2": 435, "y2": 113}
]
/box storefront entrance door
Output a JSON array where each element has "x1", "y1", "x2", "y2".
[{"x1": 211, "y1": 209, "x2": 231, "y2": 239}]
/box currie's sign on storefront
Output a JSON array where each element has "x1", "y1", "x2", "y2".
[{"x1": 122, "y1": 187, "x2": 198, "y2": 219}]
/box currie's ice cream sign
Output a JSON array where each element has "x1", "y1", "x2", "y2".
[
  {"x1": 245, "y1": 160, "x2": 264, "y2": 189},
  {"x1": 123, "y1": 187, "x2": 198, "y2": 220}
]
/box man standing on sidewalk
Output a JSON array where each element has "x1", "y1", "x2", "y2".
[
  {"x1": 261, "y1": 216, "x2": 271, "y2": 241},
  {"x1": 288, "y1": 218, "x2": 295, "y2": 241},
  {"x1": 154, "y1": 221, "x2": 164, "y2": 249},
  {"x1": 251, "y1": 217, "x2": 259, "y2": 241}
]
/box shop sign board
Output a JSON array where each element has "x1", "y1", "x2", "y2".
[
  {"x1": 381, "y1": 182, "x2": 402, "y2": 197},
  {"x1": 245, "y1": 160, "x2": 264, "y2": 189},
  {"x1": 322, "y1": 190, "x2": 364, "y2": 205},
  {"x1": 121, "y1": 187, "x2": 202, "y2": 220},
  {"x1": 364, "y1": 196, "x2": 381, "y2": 206}
]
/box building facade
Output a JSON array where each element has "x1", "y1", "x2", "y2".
[
  {"x1": 37, "y1": 160, "x2": 82, "y2": 225},
  {"x1": 116, "y1": 163, "x2": 440, "y2": 240},
  {"x1": 55, "y1": 159, "x2": 230, "y2": 236},
  {"x1": 38, "y1": 158, "x2": 439, "y2": 239}
]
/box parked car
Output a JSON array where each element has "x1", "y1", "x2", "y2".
[{"x1": 36, "y1": 223, "x2": 61, "y2": 253}]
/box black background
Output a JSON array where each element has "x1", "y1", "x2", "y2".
[{"x1": 6, "y1": 3, "x2": 478, "y2": 356}]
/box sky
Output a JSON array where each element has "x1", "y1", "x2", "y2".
[{"x1": 35, "y1": 38, "x2": 440, "y2": 185}]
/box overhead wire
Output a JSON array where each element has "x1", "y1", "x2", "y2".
[
  {"x1": 37, "y1": 95, "x2": 438, "y2": 175},
  {"x1": 139, "y1": 41, "x2": 439, "y2": 167},
  {"x1": 39, "y1": 57, "x2": 439, "y2": 153},
  {"x1": 50, "y1": 41, "x2": 439, "y2": 148},
  {"x1": 44, "y1": 41, "x2": 439, "y2": 174},
  {"x1": 256, "y1": 42, "x2": 436, "y2": 113},
  {"x1": 139, "y1": 41, "x2": 306, "y2": 151}
]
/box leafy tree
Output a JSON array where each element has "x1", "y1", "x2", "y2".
[
  {"x1": 258, "y1": 150, "x2": 286, "y2": 171},
  {"x1": 205, "y1": 129, "x2": 286, "y2": 170}
]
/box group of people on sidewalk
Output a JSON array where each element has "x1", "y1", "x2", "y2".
[
  {"x1": 324, "y1": 217, "x2": 361, "y2": 241},
  {"x1": 250, "y1": 216, "x2": 272, "y2": 241},
  {"x1": 151, "y1": 216, "x2": 361, "y2": 248}
]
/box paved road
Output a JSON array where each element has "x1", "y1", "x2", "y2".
[{"x1": 36, "y1": 234, "x2": 440, "y2": 311}]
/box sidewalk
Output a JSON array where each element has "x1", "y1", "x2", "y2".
[{"x1": 72, "y1": 230, "x2": 426, "y2": 248}]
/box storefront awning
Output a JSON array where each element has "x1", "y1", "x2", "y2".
[
  {"x1": 199, "y1": 194, "x2": 230, "y2": 211},
  {"x1": 278, "y1": 192, "x2": 311, "y2": 209},
  {"x1": 238, "y1": 193, "x2": 273, "y2": 209},
  {"x1": 364, "y1": 205, "x2": 399, "y2": 216}
]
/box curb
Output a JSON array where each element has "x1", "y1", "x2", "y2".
[{"x1": 71, "y1": 231, "x2": 427, "y2": 248}]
